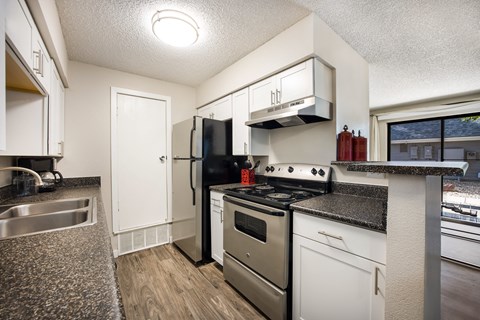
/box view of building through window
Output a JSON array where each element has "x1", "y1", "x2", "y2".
[{"x1": 389, "y1": 114, "x2": 480, "y2": 225}]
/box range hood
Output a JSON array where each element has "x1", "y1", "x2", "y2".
[{"x1": 245, "y1": 96, "x2": 332, "y2": 129}]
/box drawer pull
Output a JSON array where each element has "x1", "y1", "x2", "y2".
[{"x1": 318, "y1": 230, "x2": 343, "y2": 241}]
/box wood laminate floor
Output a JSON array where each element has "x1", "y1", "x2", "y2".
[
  {"x1": 116, "y1": 244, "x2": 480, "y2": 320},
  {"x1": 441, "y1": 259, "x2": 480, "y2": 320},
  {"x1": 116, "y1": 244, "x2": 265, "y2": 320}
]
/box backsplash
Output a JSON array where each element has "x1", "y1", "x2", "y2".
[
  {"x1": 0, "y1": 176, "x2": 101, "y2": 203},
  {"x1": 332, "y1": 181, "x2": 388, "y2": 200}
]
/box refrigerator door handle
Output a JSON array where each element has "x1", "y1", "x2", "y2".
[
  {"x1": 190, "y1": 119, "x2": 196, "y2": 159},
  {"x1": 190, "y1": 159, "x2": 195, "y2": 206}
]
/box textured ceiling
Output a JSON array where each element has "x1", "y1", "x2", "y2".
[
  {"x1": 56, "y1": 0, "x2": 480, "y2": 108},
  {"x1": 55, "y1": 0, "x2": 309, "y2": 88}
]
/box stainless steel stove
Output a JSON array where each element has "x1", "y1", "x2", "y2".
[{"x1": 222, "y1": 163, "x2": 332, "y2": 320}]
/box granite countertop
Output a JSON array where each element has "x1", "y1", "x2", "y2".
[
  {"x1": 210, "y1": 182, "x2": 261, "y2": 191},
  {"x1": 332, "y1": 160, "x2": 468, "y2": 176},
  {"x1": 0, "y1": 186, "x2": 125, "y2": 319},
  {"x1": 291, "y1": 193, "x2": 387, "y2": 232}
]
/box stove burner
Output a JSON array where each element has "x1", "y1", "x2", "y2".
[
  {"x1": 292, "y1": 190, "x2": 312, "y2": 198},
  {"x1": 266, "y1": 193, "x2": 292, "y2": 200},
  {"x1": 255, "y1": 185, "x2": 275, "y2": 191},
  {"x1": 236, "y1": 187, "x2": 252, "y2": 193}
]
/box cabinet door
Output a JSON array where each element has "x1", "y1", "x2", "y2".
[
  {"x1": 198, "y1": 96, "x2": 232, "y2": 121},
  {"x1": 232, "y1": 88, "x2": 269, "y2": 156},
  {"x1": 48, "y1": 65, "x2": 65, "y2": 156},
  {"x1": 210, "y1": 191, "x2": 224, "y2": 265},
  {"x1": 5, "y1": 0, "x2": 33, "y2": 70},
  {"x1": 197, "y1": 104, "x2": 213, "y2": 119},
  {"x1": 0, "y1": 90, "x2": 47, "y2": 156},
  {"x1": 249, "y1": 76, "x2": 275, "y2": 112},
  {"x1": 232, "y1": 88, "x2": 249, "y2": 155},
  {"x1": 31, "y1": 28, "x2": 51, "y2": 94},
  {"x1": 277, "y1": 59, "x2": 314, "y2": 104},
  {"x1": 293, "y1": 234, "x2": 385, "y2": 320}
]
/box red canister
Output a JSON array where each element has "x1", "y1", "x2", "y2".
[
  {"x1": 337, "y1": 125, "x2": 353, "y2": 161},
  {"x1": 353, "y1": 130, "x2": 367, "y2": 161}
]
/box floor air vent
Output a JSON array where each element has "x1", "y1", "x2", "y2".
[{"x1": 118, "y1": 224, "x2": 169, "y2": 255}]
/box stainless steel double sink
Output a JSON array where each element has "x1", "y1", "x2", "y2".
[{"x1": 0, "y1": 197, "x2": 97, "y2": 240}]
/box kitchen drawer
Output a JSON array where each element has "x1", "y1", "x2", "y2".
[
  {"x1": 211, "y1": 190, "x2": 224, "y2": 208},
  {"x1": 293, "y1": 211, "x2": 386, "y2": 265}
]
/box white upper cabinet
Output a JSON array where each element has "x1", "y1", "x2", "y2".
[
  {"x1": 31, "y1": 28, "x2": 51, "y2": 94},
  {"x1": 249, "y1": 59, "x2": 314, "y2": 113},
  {"x1": 5, "y1": 0, "x2": 51, "y2": 95},
  {"x1": 48, "y1": 63, "x2": 65, "y2": 156},
  {"x1": 0, "y1": 90, "x2": 48, "y2": 156},
  {"x1": 249, "y1": 76, "x2": 276, "y2": 113},
  {"x1": 198, "y1": 95, "x2": 232, "y2": 121},
  {"x1": 249, "y1": 59, "x2": 332, "y2": 113},
  {"x1": 276, "y1": 60, "x2": 314, "y2": 105},
  {"x1": 232, "y1": 88, "x2": 269, "y2": 156},
  {"x1": 5, "y1": 0, "x2": 33, "y2": 71}
]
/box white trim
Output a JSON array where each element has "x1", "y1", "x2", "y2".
[
  {"x1": 113, "y1": 220, "x2": 171, "y2": 235},
  {"x1": 110, "y1": 87, "x2": 172, "y2": 233},
  {"x1": 391, "y1": 136, "x2": 480, "y2": 144},
  {"x1": 375, "y1": 101, "x2": 480, "y2": 122}
]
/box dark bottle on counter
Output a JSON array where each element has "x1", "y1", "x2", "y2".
[
  {"x1": 353, "y1": 130, "x2": 367, "y2": 161},
  {"x1": 337, "y1": 125, "x2": 353, "y2": 161}
]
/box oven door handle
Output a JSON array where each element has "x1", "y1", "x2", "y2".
[{"x1": 223, "y1": 196, "x2": 285, "y2": 217}]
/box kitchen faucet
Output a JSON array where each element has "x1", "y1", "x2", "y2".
[{"x1": 0, "y1": 167, "x2": 44, "y2": 186}]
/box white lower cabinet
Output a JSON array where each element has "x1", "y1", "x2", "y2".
[
  {"x1": 293, "y1": 212, "x2": 386, "y2": 320},
  {"x1": 210, "y1": 191, "x2": 224, "y2": 265}
]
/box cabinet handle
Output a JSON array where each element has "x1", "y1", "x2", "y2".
[
  {"x1": 374, "y1": 267, "x2": 380, "y2": 295},
  {"x1": 276, "y1": 89, "x2": 281, "y2": 104},
  {"x1": 33, "y1": 50, "x2": 41, "y2": 74},
  {"x1": 58, "y1": 141, "x2": 64, "y2": 156},
  {"x1": 271, "y1": 91, "x2": 275, "y2": 105},
  {"x1": 220, "y1": 209, "x2": 223, "y2": 223},
  {"x1": 40, "y1": 51, "x2": 44, "y2": 76},
  {"x1": 317, "y1": 230, "x2": 343, "y2": 241},
  {"x1": 244, "y1": 142, "x2": 247, "y2": 155}
]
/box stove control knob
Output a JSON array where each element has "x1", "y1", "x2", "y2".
[
  {"x1": 288, "y1": 166, "x2": 294, "y2": 173},
  {"x1": 265, "y1": 166, "x2": 271, "y2": 172},
  {"x1": 311, "y1": 168, "x2": 317, "y2": 175},
  {"x1": 270, "y1": 166, "x2": 275, "y2": 172},
  {"x1": 318, "y1": 169, "x2": 325, "y2": 177}
]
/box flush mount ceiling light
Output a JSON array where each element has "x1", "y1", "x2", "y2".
[{"x1": 152, "y1": 10, "x2": 199, "y2": 47}]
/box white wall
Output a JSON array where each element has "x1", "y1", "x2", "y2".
[
  {"x1": 196, "y1": 15, "x2": 314, "y2": 107},
  {"x1": 197, "y1": 13, "x2": 380, "y2": 184},
  {"x1": 59, "y1": 61, "x2": 196, "y2": 248}
]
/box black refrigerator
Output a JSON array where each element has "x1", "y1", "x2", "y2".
[{"x1": 172, "y1": 116, "x2": 244, "y2": 262}]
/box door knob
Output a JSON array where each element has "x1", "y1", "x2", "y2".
[{"x1": 159, "y1": 156, "x2": 166, "y2": 162}]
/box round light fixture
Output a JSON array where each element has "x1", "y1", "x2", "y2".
[{"x1": 152, "y1": 10, "x2": 199, "y2": 47}]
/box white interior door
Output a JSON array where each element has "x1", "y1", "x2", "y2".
[{"x1": 113, "y1": 90, "x2": 170, "y2": 232}]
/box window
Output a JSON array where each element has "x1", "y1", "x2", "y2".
[{"x1": 388, "y1": 113, "x2": 480, "y2": 225}]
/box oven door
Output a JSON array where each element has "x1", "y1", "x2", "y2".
[{"x1": 223, "y1": 195, "x2": 290, "y2": 289}]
